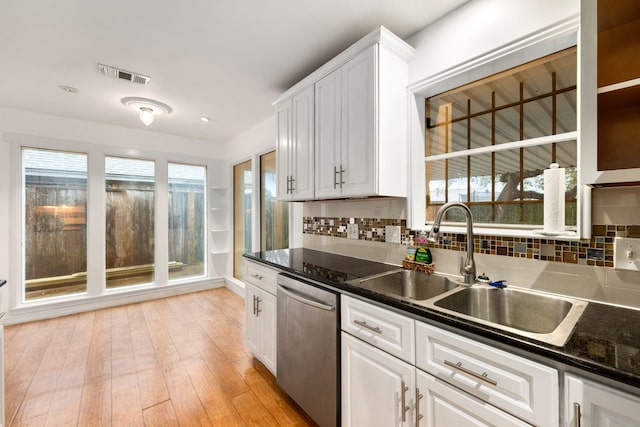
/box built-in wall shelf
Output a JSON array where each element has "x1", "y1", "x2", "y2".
[
  {"x1": 209, "y1": 185, "x2": 229, "y2": 273},
  {"x1": 210, "y1": 250, "x2": 229, "y2": 255},
  {"x1": 597, "y1": 77, "x2": 640, "y2": 94}
]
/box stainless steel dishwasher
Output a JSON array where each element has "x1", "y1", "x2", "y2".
[{"x1": 277, "y1": 273, "x2": 339, "y2": 427}]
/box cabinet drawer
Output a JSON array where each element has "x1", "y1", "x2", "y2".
[
  {"x1": 245, "y1": 261, "x2": 278, "y2": 294},
  {"x1": 341, "y1": 295, "x2": 414, "y2": 364},
  {"x1": 416, "y1": 321, "x2": 557, "y2": 427}
]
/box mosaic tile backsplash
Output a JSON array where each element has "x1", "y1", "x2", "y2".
[{"x1": 302, "y1": 217, "x2": 640, "y2": 268}]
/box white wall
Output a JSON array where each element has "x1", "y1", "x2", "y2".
[
  {"x1": 225, "y1": 115, "x2": 276, "y2": 164},
  {"x1": 406, "y1": 0, "x2": 579, "y2": 84}
]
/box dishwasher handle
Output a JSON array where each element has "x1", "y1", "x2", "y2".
[{"x1": 278, "y1": 285, "x2": 336, "y2": 312}]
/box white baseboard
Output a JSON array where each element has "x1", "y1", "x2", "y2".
[
  {"x1": 224, "y1": 276, "x2": 246, "y2": 298},
  {"x1": 5, "y1": 277, "x2": 226, "y2": 325}
]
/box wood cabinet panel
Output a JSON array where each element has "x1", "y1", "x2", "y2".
[{"x1": 598, "y1": 85, "x2": 640, "y2": 171}]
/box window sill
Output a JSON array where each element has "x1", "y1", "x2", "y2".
[{"x1": 425, "y1": 224, "x2": 580, "y2": 241}]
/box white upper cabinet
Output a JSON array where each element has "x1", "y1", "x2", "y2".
[
  {"x1": 315, "y1": 46, "x2": 377, "y2": 198},
  {"x1": 274, "y1": 26, "x2": 414, "y2": 201},
  {"x1": 276, "y1": 86, "x2": 315, "y2": 201},
  {"x1": 580, "y1": 0, "x2": 640, "y2": 184},
  {"x1": 314, "y1": 68, "x2": 342, "y2": 198}
]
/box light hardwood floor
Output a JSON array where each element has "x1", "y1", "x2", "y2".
[{"x1": 4, "y1": 288, "x2": 315, "y2": 426}]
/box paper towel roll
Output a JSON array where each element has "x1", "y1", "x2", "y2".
[{"x1": 543, "y1": 163, "x2": 565, "y2": 233}]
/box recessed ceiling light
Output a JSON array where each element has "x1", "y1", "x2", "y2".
[
  {"x1": 121, "y1": 97, "x2": 172, "y2": 126},
  {"x1": 59, "y1": 85, "x2": 78, "y2": 93},
  {"x1": 200, "y1": 116, "x2": 211, "y2": 122}
]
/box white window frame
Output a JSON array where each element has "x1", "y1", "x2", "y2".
[
  {"x1": 7, "y1": 133, "x2": 215, "y2": 321},
  {"x1": 406, "y1": 17, "x2": 591, "y2": 239}
]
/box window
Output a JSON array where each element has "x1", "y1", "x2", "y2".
[
  {"x1": 233, "y1": 159, "x2": 252, "y2": 281},
  {"x1": 425, "y1": 47, "x2": 578, "y2": 229},
  {"x1": 168, "y1": 163, "x2": 206, "y2": 281},
  {"x1": 260, "y1": 151, "x2": 288, "y2": 251},
  {"x1": 23, "y1": 148, "x2": 88, "y2": 301},
  {"x1": 105, "y1": 156, "x2": 155, "y2": 289}
]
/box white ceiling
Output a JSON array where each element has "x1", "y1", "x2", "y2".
[{"x1": 0, "y1": 0, "x2": 467, "y2": 144}]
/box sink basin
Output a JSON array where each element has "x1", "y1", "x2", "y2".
[
  {"x1": 432, "y1": 287, "x2": 588, "y2": 346},
  {"x1": 350, "y1": 270, "x2": 459, "y2": 301}
]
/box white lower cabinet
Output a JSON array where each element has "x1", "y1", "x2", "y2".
[
  {"x1": 245, "y1": 282, "x2": 277, "y2": 375},
  {"x1": 342, "y1": 332, "x2": 415, "y2": 427},
  {"x1": 565, "y1": 374, "x2": 640, "y2": 427},
  {"x1": 416, "y1": 369, "x2": 529, "y2": 426},
  {"x1": 341, "y1": 296, "x2": 559, "y2": 426},
  {"x1": 416, "y1": 321, "x2": 558, "y2": 426}
]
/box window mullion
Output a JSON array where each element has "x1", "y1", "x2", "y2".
[
  {"x1": 87, "y1": 150, "x2": 105, "y2": 297},
  {"x1": 155, "y1": 159, "x2": 169, "y2": 286},
  {"x1": 519, "y1": 82, "x2": 525, "y2": 223},
  {"x1": 425, "y1": 131, "x2": 578, "y2": 162}
]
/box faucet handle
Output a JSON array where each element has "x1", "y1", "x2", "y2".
[{"x1": 476, "y1": 273, "x2": 490, "y2": 284}]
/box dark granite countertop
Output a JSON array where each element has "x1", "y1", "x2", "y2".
[{"x1": 244, "y1": 248, "x2": 640, "y2": 389}]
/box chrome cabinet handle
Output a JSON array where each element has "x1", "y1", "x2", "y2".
[
  {"x1": 286, "y1": 175, "x2": 295, "y2": 194},
  {"x1": 416, "y1": 387, "x2": 423, "y2": 425},
  {"x1": 573, "y1": 402, "x2": 581, "y2": 427},
  {"x1": 400, "y1": 381, "x2": 409, "y2": 422},
  {"x1": 251, "y1": 273, "x2": 263, "y2": 280},
  {"x1": 252, "y1": 295, "x2": 257, "y2": 315},
  {"x1": 444, "y1": 360, "x2": 498, "y2": 386},
  {"x1": 339, "y1": 165, "x2": 345, "y2": 188},
  {"x1": 255, "y1": 297, "x2": 262, "y2": 316},
  {"x1": 353, "y1": 319, "x2": 382, "y2": 334},
  {"x1": 334, "y1": 166, "x2": 339, "y2": 189}
]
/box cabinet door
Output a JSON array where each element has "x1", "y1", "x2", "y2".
[
  {"x1": 342, "y1": 332, "x2": 414, "y2": 427},
  {"x1": 416, "y1": 370, "x2": 529, "y2": 427},
  {"x1": 315, "y1": 68, "x2": 342, "y2": 198},
  {"x1": 565, "y1": 374, "x2": 640, "y2": 427},
  {"x1": 290, "y1": 86, "x2": 315, "y2": 200},
  {"x1": 245, "y1": 283, "x2": 260, "y2": 355},
  {"x1": 340, "y1": 46, "x2": 376, "y2": 197},
  {"x1": 276, "y1": 99, "x2": 291, "y2": 200},
  {"x1": 256, "y1": 290, "x2": 277, "y2": 375}
]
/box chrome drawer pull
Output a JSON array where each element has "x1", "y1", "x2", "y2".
[
  {"x1": 444, "y1": 360, "x2": 498, "y2": 386},
  {"x1": 573, "y1": 402, "x2": 581, "y2": 427},
  {"x1": 251, "y1": 274, "x2": 264, "y2": 280},
  {"x1": 401, "y1": 381, "x2": 409, "y2": 422},
  {"x1": 353, "y1": 319, "x2": 382, "y2": 334},
  {"x1": 252, "y1": 295, "x2": 257, "y2": 315},
  {"x1": 256, "y1": 297, "x2": 262, "y2": 316},
  {"x1": 416, "y1": 388, "x2": 424, "y2": 425}
]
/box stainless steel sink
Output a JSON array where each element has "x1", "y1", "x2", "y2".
[
  {"x1": 431, "y1": 286, "x2": 588, "y2": 346},
  {"x1": 349, "y1": 270, "x2": 459, "y2": 301}
]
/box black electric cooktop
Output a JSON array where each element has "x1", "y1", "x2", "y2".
[{"x1": 244, "y1": 248, "x2": 400, "y2": 285}]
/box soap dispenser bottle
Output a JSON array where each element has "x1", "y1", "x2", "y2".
[{"x1": 405, "y1": 236, "x2": 417, "y2": 261}]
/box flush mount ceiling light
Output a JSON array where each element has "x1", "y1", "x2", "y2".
[{"x1": 121, "y1": 97, "x2": 172, "y2": 126}]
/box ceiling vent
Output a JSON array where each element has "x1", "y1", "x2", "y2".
[{"x1": 97, "y1": 63, "x2": 150, "y2": 85}]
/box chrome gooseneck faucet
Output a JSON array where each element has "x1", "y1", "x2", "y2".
[{"x1": 427, "y1": 202, "x2": 476, "y2": 284}]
